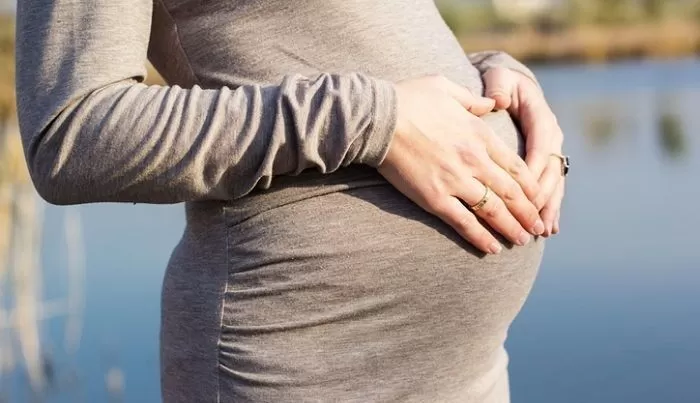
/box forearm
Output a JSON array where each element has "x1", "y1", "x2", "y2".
[
  {"x1": 15, "y1": 0, "x2": 396, "y2": 205},
  {"x1": 22, "y1": 75, "x2": 395, "y2": 205}
]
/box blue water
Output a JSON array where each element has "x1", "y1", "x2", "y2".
[{"x1": 8, "y1": 59, "x2": 700, "y2": 402}]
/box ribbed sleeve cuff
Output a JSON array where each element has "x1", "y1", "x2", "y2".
[
  {"x1": 468, "y1": 50, "x2": 541, "y2": 90},
  {"x1": 353, "y1": 78, "x2": 398, "y2": 167}
]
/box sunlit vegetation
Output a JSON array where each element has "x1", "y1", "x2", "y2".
[
  {"x1": 437, "y1": 0, "x2": 700, "y2": 63},
  {"x1": 0, "y1": 15, "x2": 15, "y2": 125}
]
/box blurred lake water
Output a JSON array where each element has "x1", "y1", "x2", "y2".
[{"x1": 7, "y1": 58, "x2": 700, "y2": 402}]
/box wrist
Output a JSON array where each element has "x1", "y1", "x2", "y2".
[{"x1": 352, "y1": 78, "x2": 399, "y2": 167}]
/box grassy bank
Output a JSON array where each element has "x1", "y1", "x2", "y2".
[
  {"x1": 439, "y1": 0, "x2": 700, "y2": 64},
  {"x1": 459, "y1": 20, "x2": 700, "y2": 64}
]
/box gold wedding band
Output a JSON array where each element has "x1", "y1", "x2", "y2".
[
  {"x1": 470, "y1": 186, "x2": 491, "y2": 212},
  {"x1": 550, "y1": 153, "x2": 570, "y2": 177}
]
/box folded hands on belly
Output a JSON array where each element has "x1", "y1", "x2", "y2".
[{"x1": 376, "y1": 70, "x2": 566, "y2": 255}]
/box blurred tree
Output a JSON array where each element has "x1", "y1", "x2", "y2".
[
  {"x1": 658, "y1": 112, "x2": 687, "y2": 159},
  {"x1": 643, "y1": 0, "x2": 667, "y2": 20},
  {"x1": 586, "y1": 114, "x2": 618, "y2": 149},
  {"x1": 437, "y1": 2, "x2": 500, "y2": 35},
  {"x1": 569, "y1": 0, "x2": 599, "y2": 25}
]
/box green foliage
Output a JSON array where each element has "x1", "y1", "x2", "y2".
[
  {"x1": 438, "y1": 0, "x2": 700, "y2": 31},
  {"x1": 643, "y1": 0, "x2": 667, "y2": 20},
  {"x1": 438, "y1": 2, "x2": 500, "y2": 35}
]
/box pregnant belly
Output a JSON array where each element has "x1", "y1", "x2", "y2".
[
  {"x1": 215, "y1": 182, "x2": 543, "y2": 400},
  {"x1": 170, "y1": 108, "x2": 543, "y2": 400}
]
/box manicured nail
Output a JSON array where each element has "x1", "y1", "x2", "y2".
[
  {"x1": 518, "y1": 232, "x2": 531, "y2": 246},
  {"x1": 489, "y1": 242, "x2": 503, "y2": 254},
  {"x1": 532, "y1": 220, "x2": 545, "y2": 235}
]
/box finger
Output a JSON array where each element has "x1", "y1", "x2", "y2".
[
  {"x1": 437, "y1": 76, "x2": 496, "y2": 116},
  {"x1": 476, "y1": 123, "x2": 541, "y2": 203},
  {"x1": 521, "y1": 106, "x2": 556, "y2": 178},
  {"x1": 483, "y1": 67, "x2": 517, "y2": 110},
  {"x1": 539, "y1": 205, "x2": 557, "y2": 238},
  {"x1": 536, "y1": 158, "x2": 562, "y2": 210},
  {"x1": 472, "y1": 154, "x2": 544, "y2": 236},
  {"x1": 514, "y1": 76, "x2": 562, "y2": 181},
  {"x1": 553, "y1": 210, "x2": 561, "y2": 234},
  {"x1": 536, "y1": 157, "x2": 564, "y2": 216},
  {"x1": 550, "y1": 180, "x2": 565, "y2": 234},
  {"x1": 540, "y1": 179, "x2": 564, "y2": 236},
  {"x1": 459, "y1": 178, "x2": 533, "y2": 247},
  {"x1": 433, "y1": 196, "x2": 502, "y2": 255}
]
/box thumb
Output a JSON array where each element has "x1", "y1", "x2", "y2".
[
  {"x1": 438, "y1": 78, "x2": 495, "y2": 116},
  {"x1": 483, "y1": 67, "x2": 516, "y2": 110}
]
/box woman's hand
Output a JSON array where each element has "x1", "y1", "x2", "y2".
[
  {"x1": 378, "y1": 75, "x2": 546, "y2": 254},
  {"x1": 482, "y1": 67, "x2": 566, "y2": 236}
]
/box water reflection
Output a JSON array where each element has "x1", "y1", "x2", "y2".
[
  {"x1": 511, "y1": 60, "x2": 700, "y2": 403},
  {"x1": 658, "y1": 111, "x2": 687, "y2": 159},
  {"x1": 582, "y1": 105, "x2": 619, "y2": 150},
  {"x1": 572, "y1": 87, "x2": 693, "y2": 162}
]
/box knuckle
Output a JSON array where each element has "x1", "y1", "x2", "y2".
[
  {"x1": 481, "y1": 197, "x2": 501, "y2": 219},
  {"x1": 455, "y1": 144, "x2": 483, "y2": 166},
  {"x1": 427, "y1": 197, "x2": 450, "y2": 216},
  {"x1": 501, "y1": 182, "x2": 521, "y2": 203},
  {"x1": 508, "y1": 159, "x2": 528, "y2": 177}
]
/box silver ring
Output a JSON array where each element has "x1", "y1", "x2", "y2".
[{"x1": 551, "y1": 153, "x2": 570, "y2": 177}]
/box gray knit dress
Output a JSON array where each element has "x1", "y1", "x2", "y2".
[{"x1": 15, "y1": 0, "x2": 545, "y2": 401}]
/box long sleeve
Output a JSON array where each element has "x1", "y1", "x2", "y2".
[
  {"x1": 15, "y1": 1, "x2": 397, "y2": 205},
  {"x1": 467, "y1": 51, "x2": 541, "y2": 89}
]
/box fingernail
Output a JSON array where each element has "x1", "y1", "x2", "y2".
[
  {"x1": 518, "y1": 232, "x2": 531, "y2": 246},
  {"x1": 489, "y1": 242, "x2": 503, "y2": 254},
  {"x1": 532, "y1": 220, "x2": 545, "y2": 235}
]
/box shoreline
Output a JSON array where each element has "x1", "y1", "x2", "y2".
[{"x1": 458, "y1": 21, "x2": 700, "y2": 66}]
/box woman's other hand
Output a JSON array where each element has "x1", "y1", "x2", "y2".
[
  {"x1": 483, "y1": 67, "x2": 566, "y2": 237},
  {"x1": 378, "y1": 75, "x2": 545, "y2": 255}
]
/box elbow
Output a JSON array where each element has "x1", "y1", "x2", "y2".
[
  {"x1": 23, "y1": 129, "x2": 91, "y2": 206},
  {"x1": 17, "y1": 83, "x2": 135, "y2": 205},
  {"x1": 27, "y1": 154, "x2": 83, "y2": 206},
  {"x1": 32, "y1": 180, "x2": 78, "y2": 207}
]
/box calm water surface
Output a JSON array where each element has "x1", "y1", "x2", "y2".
[{"x1": 9, "y1": 59, "x2": 700, "y2": 402}]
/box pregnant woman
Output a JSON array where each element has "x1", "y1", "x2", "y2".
[{"x1": 16, "y1": 0, "x2": 567, "y2": 401}]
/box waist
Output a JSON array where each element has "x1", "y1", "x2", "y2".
[
  {"x1": 185, "y1": 109, "x2": 522, "y2": 226},
  {"x1": 185, "y1": 165, "x2": 385, "y2": 226}
]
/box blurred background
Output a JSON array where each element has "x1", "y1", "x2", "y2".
[{"x1": 1, "y1": 0, "x2": 699, "y2": 402}]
